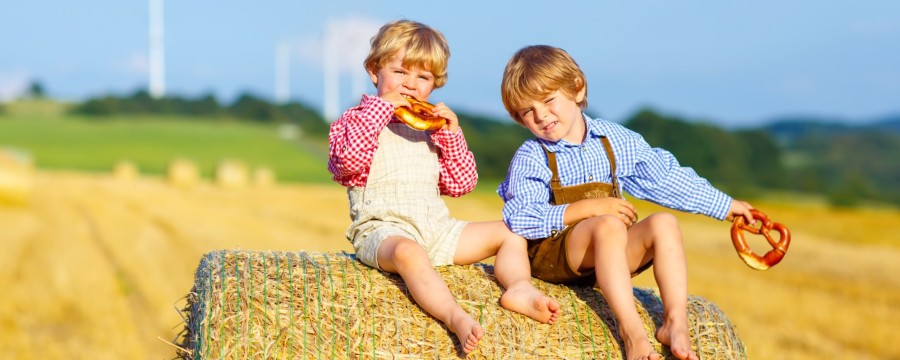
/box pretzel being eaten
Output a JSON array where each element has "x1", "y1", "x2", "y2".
[
  {"x1": 731, "y1": 209, "x2": 791, "y2": 270},
  {"x1": 394, "y1": 96, "x2": 447, "y2": 131}
]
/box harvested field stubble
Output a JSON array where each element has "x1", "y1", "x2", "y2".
[{"x1": 177, "y1": 250, "x2": 746, "y2": 359}]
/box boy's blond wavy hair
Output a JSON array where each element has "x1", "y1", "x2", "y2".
[
  {"x1": 501, "y1": 45, "x2": 588, "y2": 124},
  {"x1": 364, "y1": 20, "x2": 450, "y2": 88}
]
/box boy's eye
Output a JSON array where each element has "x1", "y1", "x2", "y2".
[{"x1": 545, "y1": 97, "x2": 554, "y2": 104}]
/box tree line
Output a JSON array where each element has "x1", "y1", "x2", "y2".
[{"x1": 68, "y1": 91, "x2": 899, "y2": 208}]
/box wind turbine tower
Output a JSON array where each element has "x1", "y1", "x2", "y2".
[
  {"x1": 323, "y1": 21, "x2": 340, "y2": 121},
  {"x1": 275, "y1": 42, "x2": 291, "y2": 103},
  {"x1": 149, "y1": 0, "x2": 166, "y2": 98},
  {"x1": 322, "y1": 18, "x2": 378, "y2": 122}
]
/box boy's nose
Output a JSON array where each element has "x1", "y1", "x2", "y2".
[
  {"x1": 536, "y1": 108, "x2": 549, "y2": 121},
  {"x1": 402, "y1": 76, "x2": 415, "y2": 89}
]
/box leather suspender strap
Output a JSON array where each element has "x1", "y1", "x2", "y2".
[
  {"x1": 600, "y1": 136, "x2": 621, "y2": 198},
  {"x1": 541, "y1": 144, "x2": 562, "y2": 193}
]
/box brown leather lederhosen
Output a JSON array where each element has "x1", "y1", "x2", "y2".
[{"x1": 527, "y1": 136, "x2": 652, "y2": 283}]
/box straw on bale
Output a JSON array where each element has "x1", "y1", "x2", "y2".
[
  {"x1": 177, "y1": 251, "x2": 746, "y2": 359},
  {"x1": 252, "y1": 166, "x2": 276, "y2": 187},
  {"x1": 113, "y1": 160, "x2": 139, "y2": 181},
  {"x1": 168, "y1": 158, "x2": 200, "y2": 187},
  {"x1": 0, "y1": 147, "x2": 34, "y2": 206},
  {"x1": 215, "y1": 160, "x2": 248, "y2": 189}
]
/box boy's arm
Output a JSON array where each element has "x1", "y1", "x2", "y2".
[
  {"x1": 499, "y1": 144, "x2": 568, "y2": 239},
  {"x1": 432, "y1": 128, "x2": 478, "y2": 197},
  {"x1": 620, "y1": 135, "x2": 732, "y2": 220},
  {"x1": 327, "y1": 95, "x2": 393, "y2": 186}
]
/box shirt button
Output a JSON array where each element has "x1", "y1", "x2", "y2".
[
  {"x1": 589, "y1": 175, "x2": 593, "y2": 180},
  {"x1": 551, "y1": 230, "x2": 558, "y2": 236}
]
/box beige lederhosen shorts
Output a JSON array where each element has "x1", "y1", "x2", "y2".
[
  {"x1": 345, "y1": 122, "x2": 467, "y2": 270},
  {"x1": 347, "y1": 184, "x2": 467, "y2": 270}
]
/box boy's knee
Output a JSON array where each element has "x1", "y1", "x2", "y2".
[
  {"x1": 645, "y1": 212, "x2": 679, "y2": 231},
  {"x1": 590, "y1": 214, "x2": 628, "y2": 231},
  {"x1": 390, "y1": 240, "x2": 427, "y2": 265},
  {"x1": 502, "y1": 232, "x2": 527, "y2": 248},
  {"x1": 585, "y1": 215, "x2": 628, "y2": 240}
]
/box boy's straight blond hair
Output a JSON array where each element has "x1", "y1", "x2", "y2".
[
  {"x1": 364, "y1": 19, "x2": 450, "y2": 88},
  {"x1": 501, "y1": 45, "x2": 588, "y2": 124}
]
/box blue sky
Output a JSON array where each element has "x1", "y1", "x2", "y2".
[{"x1": 2, "y1": 1, "x2": 898, "y2": 127}]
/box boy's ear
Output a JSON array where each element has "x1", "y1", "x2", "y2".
[
  {"x1": 367, "y1": 67, "x2": 379, "y2": 86},
  {"x1": 575, "y1": 86, "x2": 587, "y2": 104},
  {"x1": 575, "y1": 79, "x2": 586, "y2": 103}
]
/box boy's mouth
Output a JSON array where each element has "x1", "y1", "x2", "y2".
[{"x1": 542, "y1": 121, "x2": 558, "y2": 132}]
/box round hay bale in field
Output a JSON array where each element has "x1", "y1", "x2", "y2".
[
  {"x1": 113, "y1": 160, "x2": 139, "y2": 181},
  {"x1": 176, "y1": 251, "x2": 747, "y2": 359},
  {"x1": 168, "y1": 158, "x2": 200, "y2": 187},
  {"x1": 215, "y1": 160, "x2": 248, "y2": 189},
  {"x1": 0, "y1": 148, "x2": 34, "y2": 206},
  {"x1": 252, "y1": 166, "x2": 276, "y2": 187}
]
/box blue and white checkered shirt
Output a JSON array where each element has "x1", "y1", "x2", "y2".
[{"x1": 498, "y1": 114, "x2": 732, "y2": 240}]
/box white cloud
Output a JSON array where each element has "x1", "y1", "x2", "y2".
[{"x1": 0, "y1": 70, "x2": 31, "y2": 101}]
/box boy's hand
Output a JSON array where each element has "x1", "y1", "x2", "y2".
[
  {"x1": 726, "y1": 199, "x2": 755, "y2": 225},
  {"x1": 430, "y1": 102, "x2": 459, "y2": 134},
  {"x1": 566, "y1": 197, "x2": 637, "y2": 227}
]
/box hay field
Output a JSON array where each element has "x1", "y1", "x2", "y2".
[{"x1": 0, "y1": 171, "x2": 898, "y2": 359}]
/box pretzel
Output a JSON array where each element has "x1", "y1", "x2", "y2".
[
  {"x1": 731, "y1": 209, "x2": 791, "y2": 270},
  {"x1": 394, "y1": 96, "x2": 447, "y2": 131}
]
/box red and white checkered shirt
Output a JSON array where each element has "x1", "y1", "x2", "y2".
[{"x1": 327, "y1": 94, "x2": 478, "y2": 197}]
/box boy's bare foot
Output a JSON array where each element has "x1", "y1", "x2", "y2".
[
  {"x1": 499, "y1": 283, "x2": 562, "y2": 324},
  {"x1": 656, "y1": 317, "x2": 698, "y2": 360},
  {"x1": 620, "y1": 325, "x2": 662, "y2": 360},
  {"x1": 448, "y1": 311, "x2": 484, "y2": 354}
]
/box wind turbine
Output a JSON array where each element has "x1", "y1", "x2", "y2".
[
  {"x1": 275, "y1": 41, "x2": 291, "y2": 103},
  {"x1": 149, "y1": 0, "x2": 165, "y2": 98},
  {"x1": 322, "y1": 18, "x2": 379, "y2": 122}
]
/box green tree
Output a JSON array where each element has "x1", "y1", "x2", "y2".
[{"x1": 28, "y1": 80, "x2": 46, "y2": 98}]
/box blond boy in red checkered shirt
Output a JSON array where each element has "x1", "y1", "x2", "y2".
[{"x1": 327, "y1": 20, "x2": 560, "y2": 354}]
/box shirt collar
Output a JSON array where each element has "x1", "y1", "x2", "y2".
[{"x1": 537, "y1": 113, "x2": 606, "y2": 152}]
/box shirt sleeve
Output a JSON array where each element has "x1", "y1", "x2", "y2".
[
  {"x1": 431, "y1": 127, "x2": 478, "y2": 197},
  {"x1": 498, "y1": 142, "x2": 568, "y2": 240},
  {"x1": 327, "y1": 94, "x2": 394, "y2": 187},
  {"x1": 617, "y1": 129, "x2": 732, "y2": 220}
]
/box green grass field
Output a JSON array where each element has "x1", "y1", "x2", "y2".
[{"x1": 0, "y1": 100, "x2": 332, "y2": 183}]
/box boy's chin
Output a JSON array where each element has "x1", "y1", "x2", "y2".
[{"x1": 532, "y1": 132, "x2": 562, "y2": 142}]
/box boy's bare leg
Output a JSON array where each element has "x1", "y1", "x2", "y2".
[
  {"x1": 377, "y1": 236, "x2": 483, "y2": 354},
  {"x1": 456, "y1": 221, "x2": 561, "y2": 324},
  {"x1": 627, "y1": 213, "x2": 698, "y2": 360},
  {"x1": 569, "y1": 216, "x2": 661, "y2": 360}
]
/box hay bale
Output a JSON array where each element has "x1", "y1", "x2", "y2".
[
  {"x1": 0, "y1": 148, "x2": 34, "y2": 206},
  {"x1": 176, "y1": 251, "x2": 746, "y2": 359},
  {"x1": 215, "y1": 160, "x2": 248, "y2": 189},
  {"x1": 252, "y1": 166, "x2": 276, "y2": 187},
  {"x1": 112, "y1": 160, "x2": 139, "y2": 181},
  {"x1": 168, "y1": 158, "x2": 200, "y2": 187}
]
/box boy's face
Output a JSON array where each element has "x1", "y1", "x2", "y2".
[
  {"x1": 516, "y1": 88, "x2": 587, "y2": 143},
  {"x1": 367, "y1": 49, "x2": 436, "y2": 102}
]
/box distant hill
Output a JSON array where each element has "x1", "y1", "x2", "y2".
[
  {"x1": 762, "y1": 114, "x2": 900, "y2": 145},
  {"x1": 756, "y1": 114, "x2": 900, "y2": 206}
]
